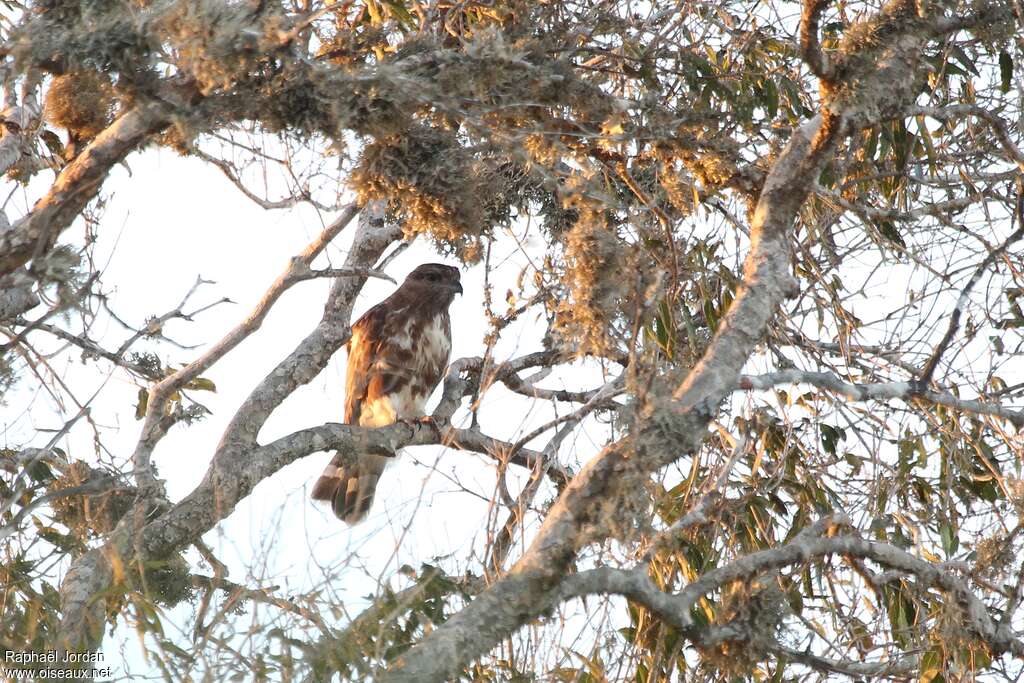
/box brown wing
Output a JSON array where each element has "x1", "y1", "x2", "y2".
[
  {"x1": 343, "y1": 304, "x2": 384, "y2": 424},
  {"x1": 344, "y1": 302, "x2": 401, "y2": 424},
  {"x1": 345, "y1": 301, "x2": 426, "y2": 425}
]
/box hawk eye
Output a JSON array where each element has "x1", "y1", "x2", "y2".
[{"x1": 427, "y1": 273, "x2": 439, "y2": 282}]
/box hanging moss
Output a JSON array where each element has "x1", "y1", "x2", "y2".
[
  {"x1": 43, "y1": 69, "x2": 115, "y2": 141},
  {"x1": 48, "y1": 461, "x2": 134, "y2": 537},
  {"x1": 351, "y1": 125, "x2": 492, "y2": 261}
]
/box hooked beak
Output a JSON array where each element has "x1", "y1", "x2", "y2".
[{"x1": 453, "y1": 281, "x2": 463, "y2": 295}]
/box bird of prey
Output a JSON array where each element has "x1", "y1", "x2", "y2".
[{"x1": 311, "y1": 263, "x2": 462, "y2": 523}]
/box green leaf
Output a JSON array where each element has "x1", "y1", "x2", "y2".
[
  {"x1": 26, "y1": 460, "x2": 54, "y2": 484},
  {"x1": 911, "y1": 477, "x2": 933, "y2": 504},
  {"x1": 786, "y1": 585, "x2": 804, "y2": 614},
  {"x1": 975, "y1": 478, "x2": 999, "y2": 502},
  {"x1": 652, "y1": 300, "x2": 676, "y2": 359},
  {"x1": 185, "y1": 377, "x2": 217, "y2": 392},
  {"x1": 863, "y1": 126, "x2": 879, "y2": 160},
  {"x1": 40, "y1": 130, "x2": 65, "y2": 157},
  {"x1": 875, "y1": 220, "x2": 906, "y2": 248},
  {"x1": 920, "y1": 645, "x2": 945, "y2": 683},
  {"x1": 915, "y1": 116, "x2": 937, "y2": 165},
  {"x1": 1000, "y1": 51, "x2": 1013, "y2": 93},
  {"x1": 939, "y1": 521, "x2": 958, "y2": 556},
  {"x1": 884, "y1": 583, "x2": 920, "y2": 650},
  {"x1": 762, "y1": 79, "x2": 778, "y2": 119},
  {"x1": 135, "y1": 388, "x2": 149, "y2": 420},
  {"x1": 778, "y1": 77, "x2": 811, "y2": 118},
  {"x1": 381, "y1": 0, "x2": 416, "y2": 29},
  {"x1": 950, "y1": 45, "x2": 979, "y2": 76},
  {"x1": 820, "y1": 424, "x2": 841, "y2": 455}
]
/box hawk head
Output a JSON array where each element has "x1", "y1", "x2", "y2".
[{"x1": 400, "y1": 263, "x2": 463, "y2": 303}]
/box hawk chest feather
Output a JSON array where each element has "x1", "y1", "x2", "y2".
[{"x1": 358, "y1": 312, "x2": 451, "y2": 427}]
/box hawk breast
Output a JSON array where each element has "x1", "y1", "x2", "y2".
[{"x1": 354, "y1": 309, "x2": 451, "y2": 428}]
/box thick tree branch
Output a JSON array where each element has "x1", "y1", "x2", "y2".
[
  {"x1": 382, "y1": 105, "x2": 839, "y2": 683},
  {"x1": 0, "y1": 100, "x2": 174, "y2": 277},
  {"x1": 53, "y1": 204, "x2": 397, "y2": 654},
  {"x1": 0, "y1": 269, "x2": 40, "y2": 323},
  {"x1": 558, "y1": 519, "x2": 1023, "y2": 661}
]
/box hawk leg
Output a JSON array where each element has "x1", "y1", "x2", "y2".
[{"x1": 398, "y1": 415, "x2": 443, "y2": 438}]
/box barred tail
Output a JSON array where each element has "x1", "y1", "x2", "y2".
[{"x1": 311, "y1": 453, "x2": 388, "y2": 524}]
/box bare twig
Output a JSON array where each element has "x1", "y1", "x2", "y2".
[
  {"x1": 190, "y1": 574, "x2": 332, "y2": 635},
  {"x1": 129, "y1": 205, "x2": 360, "y2": 491},
  {"x1": 918, "y1": 189, "x2": 1024, "y2": 385}
]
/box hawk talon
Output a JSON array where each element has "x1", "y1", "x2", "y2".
[{"x1": 399, "y1": 416, "x2": 442, "y2": 437}]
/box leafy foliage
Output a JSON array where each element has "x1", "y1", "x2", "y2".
[{"x1": 1, "y1": 0, "x2": 1023, "y2": 680}]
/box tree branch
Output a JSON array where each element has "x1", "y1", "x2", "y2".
[
  {"x1": 800, "y1": 0, "x2": 834, "y2": 82},
  {"x1": 917, "y1": 186, "x2": 1024, "y2": 385},
  {"x1": 738, "y1": 369, "x2": 1024, "y2": 428},
  {"x1": 558, "y1": 519, "x2": 1023, "y2": 660},
  {"x1": 130, "y1": 205, "x2": 360, "y2": 491},
  {"x1": 0, "y1": 99, "x2": 174, "y2": 278}
]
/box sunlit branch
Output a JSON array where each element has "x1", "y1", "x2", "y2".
[
  {"x1": 0, "y1": 99, "x2": 175, "y2": 278},
  {"x1": 738, "y1": 369, "x2": 1024, "y2": 428},
  {"x1": 560, "y1": 516, "x2": 1024, "y2": 659}
]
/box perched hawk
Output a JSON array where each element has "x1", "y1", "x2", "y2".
[{"x1": 311, "y1": 263, "x2": 462, "y2": 523}]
